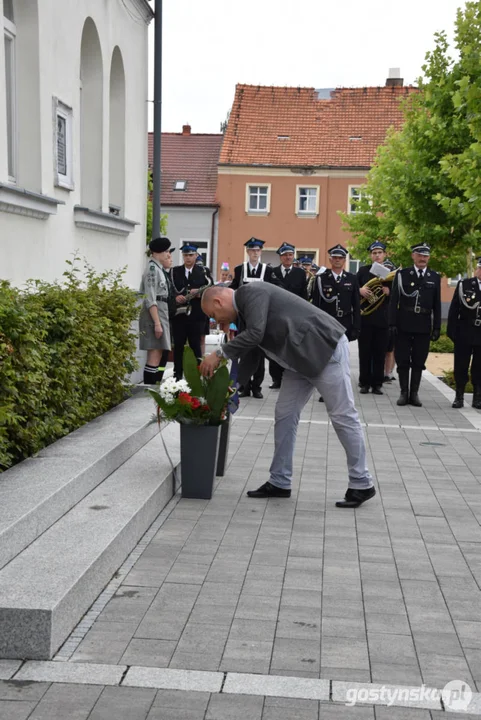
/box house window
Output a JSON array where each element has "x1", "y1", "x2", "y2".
[
  {"x1": 348, "y1": 186, "x2": 364, "y2": 214},
  {"x1": 3, "y1": 1, "x2": 16, "y2": 181},
  {"x1": 349, "y1": 257, "x2": 363, "y2": 274},
  {"x1": 54, "y1": 99, "x2": 73, "y2": 189},
  {"x1": 296, "y1": 186, "x2": 319, "y2": 215},
  {"x1": 174, "y1": 180, "x2": 187, "y2": 191},
  {"x1": 246, "y1": 184, "x2": 270, "y2": 214}
]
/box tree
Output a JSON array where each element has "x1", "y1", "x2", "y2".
[
  {"x1": 341, "y1": 1, "x2": 481, "y2": 276},
  {"x1": 146, "y1": 170, "x2": 168, "y2": 246}
]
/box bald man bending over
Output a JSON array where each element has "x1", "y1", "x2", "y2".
[{"x1": 200, "y1": 283, "x2": 375, "y2": 508}]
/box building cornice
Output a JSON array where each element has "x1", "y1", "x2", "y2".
[
  {"x1": 125, "y1": 0, "x2": 154, "y2": 24},
  {"x1": 74, "y1": 206, "x2": 139, "y2": 236},
  {"x1": 217, "y1": 165, "x2": 369, "y2": 178},
  {"x1": 0, "y1": 183, "x2": 64, "y2": 220}
]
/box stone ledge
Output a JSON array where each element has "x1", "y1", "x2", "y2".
[
  {"x1": 0, "y1": 393, "x2": 158, "y2": 571},
  {"x1": 0, "y1": 426, "x2": 179, "y2": 659}
]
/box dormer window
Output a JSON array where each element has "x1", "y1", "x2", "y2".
[{"x1": 173, "y1": 180, "x2": 187, "y2": 191}]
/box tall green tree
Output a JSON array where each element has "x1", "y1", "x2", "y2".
[{"x1": 341, "y1": 1, "x2": 481, "y2": 276}]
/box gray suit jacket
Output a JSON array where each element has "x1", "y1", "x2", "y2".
[{"x1": 221, "y1": 283, "x2": 345, "y2": 378}]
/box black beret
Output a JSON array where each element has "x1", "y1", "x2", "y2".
[{"x1": 149, "y1": 237, "x2": 171, "y2": 253}]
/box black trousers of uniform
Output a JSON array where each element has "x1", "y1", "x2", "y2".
[
  {"x1": 394, "y1": 331, "x2": 431, "y2": 372},
  {"x1": 240, "y1": 352, "x2": 265, "y2": 392},
  {"x1": 358, "y1": 324, "x2": 389, "y2": 388},
  {"x1": 454, "y1": 339, "x2": 481, "y2": 388},
  {"x1": 269, "y1": 359, "x2": 284, "y2": 386},
  {"x1": 173, "y1": 315, "x2": 203, "y2": 380}
]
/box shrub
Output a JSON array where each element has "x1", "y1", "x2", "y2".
[
  {"x1": 441, "y1": 369, "x2": 473, "y2": 393},
  {"x1": 0, "y1": 261, "x2": 139, "y2": 471},
  {"x1": 430, "y1": 323, "x2": 454, "y2": 353}
]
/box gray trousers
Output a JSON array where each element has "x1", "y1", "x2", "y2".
[{"x1": 269, "y1": 335, "x2": 373, "y2": 491}]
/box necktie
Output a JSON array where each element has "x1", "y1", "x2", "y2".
[
  {"x1": 418, "y1": 269, "x2": 423, "y2": 279},
  {"x1": 335, "y1": 274, "x2": 341, "y2": 283},
  {"x1": 285, "y1": 268, "x2": 290, "y2": 277}
]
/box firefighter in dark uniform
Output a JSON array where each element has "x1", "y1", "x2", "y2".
[
  {"x1": 389, "y1": 243, "x2": 441, "y2": 407},
  {"x1": 171, "y1": 243, "x2": 212, "y2": 380},
  {"x1": 268, "y1": 243, "x2": 308, "y2": 388},
  {"x1": 230, "y1": 237, "x2": 274, "y2": 399},
  {"x1": 357, "y1": 241, "x2": 391, "y2": 395},
  {"x1": 311, "y1": 244, "x2": 361, "y2": 341},
  {"x1": 447, "y1": 255, "x2": 481, "y2": 409}
]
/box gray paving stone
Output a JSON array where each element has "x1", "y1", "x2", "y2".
[
  {"x1": 123, "y1": 667, "x2": 223, "y2": 692},
  {"x1": 26, "y1": 683, "x2": 103, "y2": 720},
  {"x1": 16, "y1": 661, "x2": 125, "y2": 686},
  {"x1": 321, "y1": 637, "x2": 370, "y2": 670},
  {"x1": 332, "y1": 681, "x2": 442, "y2": 710},
  {"x1": 374, "y1": 709, "x2": 432, "y2": 719},
  {"x1": 370, "y1": 664, "x2": 424, "y2": 686},
  {"x1": 220, "y1": 639, "x2": 273, "y2": 674},
  {"x1": 120, "y1": 639, "x2": 177, "y2": 667},
  {"x1": 314, "y1": 705, "x2": 375, "y2": 718},
  {"x1": 151, "y1": 689, "x2": 210, "y2": 712},
  {"x1": 206, "y1": 693, "x2": 264, "y2": 720},
  {"x1": 0, "y1": 680, "x2": 50, "y2": 702},
  {"x1": 367, "y1": 633, "x2": 418, "y2": 666},
  {"x1": 88, "y1": 686, "x2": 156, "y2": 720},
  {"x1": 261, "y1": 696, "x2": 319, "y2": 720},
  {"x1": 271, "y1": 637, "x2": 320, "y2": 674},
  {"x1": 0, "y1": 660, "x2": 21, "y2": 680},
  {"x1": 235, "y1": 593, "x2": 280, "y2": 621},
  {"x1": 364, "y1": 613, "x2": 410, "y2": 636},
  {"x1": 0, "y1": 701, "x2": 38, "y2": 720},
  {"x1": 224, "y1": 671, "x2": 328, "y2": 700}
]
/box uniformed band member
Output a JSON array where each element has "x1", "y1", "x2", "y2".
[
  {"x1": 389, "y1": 243, "x2": 441, "y2": 406},
  {"x1": 171, "y1": 243, "x2": 212, "y2": 380},
  {"x1": 230, "y1": 238, "x2": 273, "y2": 399},
  {"x1": 447, "y1": 256, "x2": 481, "y2": 409},
  {"x1": 311, "y1": 244, "x2": 361, "y2": 341},
  {"x1": 269, "y1": 243, "x2": 309, "y2": 388},
  {"x1": 139, "y1": 237, "x2": 174, "y2": 384},
  {"x1": 357, "y1": 241, "x2": 391, "y2": 395},
  {"x1": 299, "y1": 256, "x2": 313, "y2": 281}
]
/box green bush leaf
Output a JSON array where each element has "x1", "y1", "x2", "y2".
[{"x1": 183, "y1": 346, "x2": 204, "y2": 397}]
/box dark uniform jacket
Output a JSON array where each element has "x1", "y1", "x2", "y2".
[
  {"x1": 356, "y1": 264, "x2": 390, "y2": 328},
  {"x1": 447, "y1": 277, "x2": 481, "y2": 346},
  {"x1": 311, "y1": 269, "x2": 361, "y2": 341},
  {"x1": 230, "y1": 262, "x2": 274, "y2": 290},
  {"x1": 389, "y1": 266, "x2": 441, "y2": 334},
  {"x1": 271, "y1": 265, "x2": 308, "y2": 300},
  {"x1": 171, "y1": 264, "x2": 211, "y2": 323}
]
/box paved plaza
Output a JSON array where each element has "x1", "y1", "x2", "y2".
[{"x1": 1, "y1": 351, "x2": 481, "y2": 719}]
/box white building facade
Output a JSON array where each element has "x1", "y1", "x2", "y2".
[{"x1": 0, "y1": 0, "x2": 153, "y2": 287}]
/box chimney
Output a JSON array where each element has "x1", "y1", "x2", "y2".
[
  {"x1": 182, "y1": 124, "x2": 191, "y2": 135},
  {"x1": 385, "y1": 68, "x2": 403, "y2": 87}
]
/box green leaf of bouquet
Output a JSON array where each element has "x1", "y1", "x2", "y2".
[
  {"x1": 205, "y1": 365, "x2": 230, "y2": 420},
  {"x1": 183, "y1": 346, "x2": 203, "y2": 397}
]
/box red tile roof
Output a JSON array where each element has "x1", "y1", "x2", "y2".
[
  {"x1": 148, "y1": 130, "x2": 223, "y2": 206},
  {"x1": 219, "y1": 84, "x2": 417, "y2": 169}
]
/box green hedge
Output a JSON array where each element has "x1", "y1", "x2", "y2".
[
  {"x1": 0, "y1": 261, "x2": 139, "y2": 472},
  {"x1": 430, "y1": 324, "x2": 454, "y2": 354}
]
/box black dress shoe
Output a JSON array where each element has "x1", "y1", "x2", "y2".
[
  {"x1": 252, "y1": 389, "x2": 263, "y2": 399},
  {"x1": 269, "y1": 382, "x2": 281, "y2": 389},
  {"x1": 247, "y1": 481, "x2": 291, "y2": 498},
  {"x1": 372, "y1": 386, "x2": 383, "y2": 395},
  {"x1": 336, "y1": 487, "x2": 376, "y2": 508},
  {"x1": 359, "y1": 386, "x2": 370, "y2": 394},
  {"x1": 238, "y1": 389, "x2": 251, "y2": 398}
]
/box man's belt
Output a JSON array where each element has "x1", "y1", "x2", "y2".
[
  {"x1": 156, "y1": 296, "x2": 168, "y2": 302},
  {"x1": 405, "y1": 306, "x2": 431, "y2": 315}
]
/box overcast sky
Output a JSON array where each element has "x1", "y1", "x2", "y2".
[{"x1": 148, "y1": 0, "x2": 463, "y2": 134}]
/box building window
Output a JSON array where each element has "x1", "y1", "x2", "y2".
[
  {"x1": 174, "y1": 180, "x2": 187, "y2": 191},
  {"x1": 348, "y1": 186, "x2": 364, "y2": 214},
  {"x1": 246, "y1": 184, "x2": 270, "y2": 214},
  {"x1": 296, "y1": 186, "x2": 319, "y2": 215},
  {"x1": 53, "y1": 99, "x2": 73, "y2": 189},
  {"x1": 3, "y1": 1, "x2": 16, "y2": 181}
]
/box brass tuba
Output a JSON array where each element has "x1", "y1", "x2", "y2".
[{"x1": 360, "y1": 271, "x2": 397, "y2": 316}]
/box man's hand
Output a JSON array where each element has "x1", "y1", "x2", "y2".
[
  {"x1": 154, "y1": 323, "x2": 163, "y2": 339},
  {"x1": 176, "y1": 295, "x2": 187, "y2": 304},
  {"x1": 382, "y1": 286, "x2": 390, "y2": 296},
  {"x1": 360, "y1": 285, "x2": 373, "y2": 299},
  {"x1": 199, "y1": 352, "x2": 221, "y2": 378},
  {"x1": 431, "y1": 329, "x2": 441, "y2": 342}
]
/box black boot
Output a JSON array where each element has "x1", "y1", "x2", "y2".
[
  {"x1": 396, "y1": 369, "x2": 409, "y2": 406},
  {"x1": 409, "y1": 368, "x2": 423, "y2": 407},
  {"x1": 473, "y1": 386, "x2": 481, "y2": 410},
  {"x1": 452, "y1": 387, "x2": 464, "y2": 409}
]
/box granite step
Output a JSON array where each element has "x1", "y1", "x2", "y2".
[
  {"x1": 0, "y1": 424, "x2": 179, "y2": 660},
  {"x1": 0, "y1": 392, "x2": 159, "y2": 570}
]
